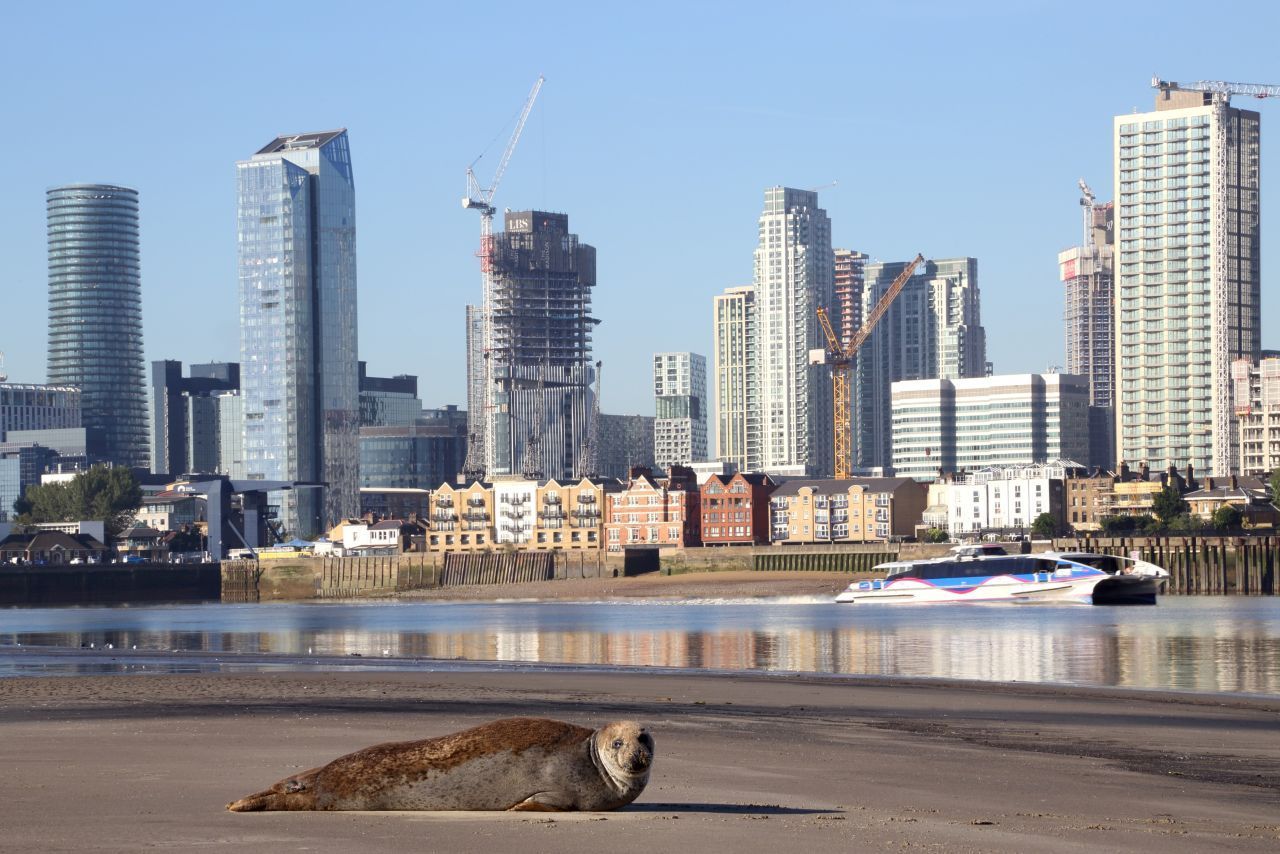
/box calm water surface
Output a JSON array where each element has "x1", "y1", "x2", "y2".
[{"x1": 2, "y1": 596, "x2": 1278, "y2": 697}]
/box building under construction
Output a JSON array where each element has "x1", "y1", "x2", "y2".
[
  {"x1": 1059, "y1": 186, "x2": 1115, "y2": 470},
  {"x1": 468, "y1": 211, "x2": 598, "y2": 480}
]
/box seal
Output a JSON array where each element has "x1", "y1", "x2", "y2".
[{"x1": 226, "y1": 717, "x2": 654, "y2": 812}]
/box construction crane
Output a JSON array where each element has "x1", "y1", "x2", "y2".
[
  {"x1": 460, "y1": 74, "x2": 545, "y2": 481},
  {"x1": 815, "y1": 253, "x2": 925, "y2": 479},
  {"x1": 1077, "y1": 178, "x2": 1096, "y2": 249},
  {"x1": 1152, "y1": 76, "x2": 1280, "y2": 475}
]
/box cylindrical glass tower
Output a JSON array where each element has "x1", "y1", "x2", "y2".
[{"x1": 47, "y1": 184, "x2": 149, "y2": 469}]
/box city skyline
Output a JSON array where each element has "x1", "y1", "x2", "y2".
[{"x1": 2, "y1": 3, "x2": 1279, "y2": 425}]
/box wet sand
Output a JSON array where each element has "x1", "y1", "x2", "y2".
[
  {"x1": 397, "y1": 569, "x2": 854, "y2": 601},
  {"x1": 2, "y1": 668, "x2": 1277, "y2": 853}
]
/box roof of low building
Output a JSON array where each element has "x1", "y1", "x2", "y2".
[
  {"x1": 0, "y1": 531, "x2": 109, "y2": 552},
  {"x1": 769, "y1": 477, "x2": 920, "y2": 497}
]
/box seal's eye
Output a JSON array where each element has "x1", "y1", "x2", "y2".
[{"x1": 612, "y1": 739, "x2": 623, "y2": 749}]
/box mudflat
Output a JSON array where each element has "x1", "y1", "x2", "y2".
[{"x1": 1, "y1": 668, "x2": 1277, "y2": 853}]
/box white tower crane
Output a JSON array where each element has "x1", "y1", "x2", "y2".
[
  {"x1": 1077, "y1": 178, "x2": 1096, "y2": 249},
  {"x1": 461, "y1": 74, "x2": 545, "y2": 481},
  {"x1": 1152, "y1": 77, "x2": 1278, "y2": 475}
]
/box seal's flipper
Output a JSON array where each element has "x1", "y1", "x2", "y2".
[
  {"x1": 227, "y1": 771, "x2": 318, "y2": 812},
  {"x1": 508, "y1": 792, "x2": 572, "y2": 811}
]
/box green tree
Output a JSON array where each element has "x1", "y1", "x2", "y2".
[
  {"x1": 17, "y1": 465, "x2": 142, "y2": 538},
  {"x1": 1211, "y1": 504, "x2": 1242, "y2": 531},
  {"x1": 1151, "y1": 487, "x2": 1189, "y2": 526},
  {"x1": 1030, "y1": 512, "x2": 1058, "y2": 539},
  {"x1": 922, "y1": 528, "x2": 949, "y2": 544},
  {"x1": 1167, "y1": 513, "x2": 1207, "y2": 533},
  {"x1": 1271, "y1": 467, "x2": 1280, "y2": 506}
]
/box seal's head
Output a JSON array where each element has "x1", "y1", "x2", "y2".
[{"x1": 594, "y1": 721, "x2": 654, "y2": 783}]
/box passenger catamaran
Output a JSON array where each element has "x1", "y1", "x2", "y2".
[{"x1": 835, "y1": 546, "x2": 1167, "y2": 605}]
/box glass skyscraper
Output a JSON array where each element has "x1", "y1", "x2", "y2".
[
  {"x1": 46, "y1": 184, "x2": 148, "y2": 468},
  {"x1": 237, "y1": 130, "x2": 359, "y2": 536}
]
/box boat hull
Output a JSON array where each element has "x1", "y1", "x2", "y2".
[{"x1": 835, "y1": 573, "x2": 1104, "y2": 604}]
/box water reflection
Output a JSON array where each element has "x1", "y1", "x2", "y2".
[{"x1": 2, "y1": 598, "x2": 1278, "y2": 697}]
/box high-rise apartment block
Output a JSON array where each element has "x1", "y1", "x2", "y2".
[
  {"x1": 653, "y1": 352, "x2": 707, "y2": 469},
  {"x1": 47, "y1": 184, "x2": 148, "y2": 468},
  {"x1": 752, "y1": 187, "x2": 833, "y2": 477},
  {"x1": 712, "y1": 285, "x2": 756, "y2": 472},
  {"x1": 1114, "y1": 90, "x2": 1260, "y2": 475},
  {"x1": 237, "y1": 129, "x2": 359, "y2": 536},
  {"x1": 892, "y1": 373, "x2": 1091, "y2": 480},
  {"x1": 833, "y1": 249, "x2": 867, "y2": 349},
  {"x1": 1059, "y1": 190, "x2": 1116, "y2": 470},
  {"x1": 476, "y1": 211, "x2": 597, "y2": 481},
  {"x1": 150, "y1": 361, "x2": 240, "y2": 476},
  {"x1": 1232, "y1": 357, "x2": 1280, "y2": 478},
  {"x1": 855, "y1": 258, "x2": 986, "y2": 470}
]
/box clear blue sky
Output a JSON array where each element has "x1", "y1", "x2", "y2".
[{"x1": 2, "y1": 0, "x2": 1278, "y2": 416}]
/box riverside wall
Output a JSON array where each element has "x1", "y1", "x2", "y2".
[
  {"x1": 219, "y1": 537, "x2": 1279, "y2": 601},
  {"x1": 0, "y1": 563, "x2": 222, "y2": 606}
]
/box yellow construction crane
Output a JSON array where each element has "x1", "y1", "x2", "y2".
[{"x1": 816, "y1": 252, "x2": 925, "y2": 479}]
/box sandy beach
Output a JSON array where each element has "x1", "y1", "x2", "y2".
[{"x1": 2, "y1": 664, "x2": 1277, "y2": 853}]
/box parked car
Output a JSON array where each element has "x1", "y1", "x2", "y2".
[{"x1": 121, "y1": 555, "x2": 146, "y2": 565}]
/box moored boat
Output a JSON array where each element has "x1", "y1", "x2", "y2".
[{"x1": 835, "y1": 553, "x2": 1124, "y2": 605}]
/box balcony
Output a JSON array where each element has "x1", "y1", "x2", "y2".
[
  {"x1": 577, "y1": 493, "x2": 597, "y2": 504},
  {"x1": 431, "y1": 511, "x2": 457, "y2": 523},
  {"x1": 543, "y1": 495, "x2": 562, "y2": 505},
  {"x1": 467, "y1": 497, "x2": 485, "y2": 507},
  {"x1": 539, "y1": 509, "x2": 566, "y2": 520},
  {"x1": 434, "y1": 497, "x2": 454, "y2": 508},
  {"x1": 572, "y1": 508, "x2": 601, "y2": 519},
  {"x1": 463, "y1": 510, "x2": 489, "y2": 522}
]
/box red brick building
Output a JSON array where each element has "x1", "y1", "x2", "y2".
[
  {"x1": 605, "y1": 466, "x2": 701, "y2": 552},
  {"x1": 700, "y1": 472, "x2": 775, "y2": 545}
]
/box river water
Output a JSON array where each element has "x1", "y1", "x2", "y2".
[{"x1": 2, "y1": 596, "x2": 1278, "y2": 697}]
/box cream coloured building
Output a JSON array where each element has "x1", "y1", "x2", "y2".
[{"x1": 1113, "y1": 88, "x2": 1260, "y2": 475}]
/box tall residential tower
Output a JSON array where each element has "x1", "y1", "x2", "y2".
[
  {"x1": 46, "y1": 184, "x2": 148, "y2": 468},
  {"x1": 854, "y1": 257, "x2": 986, "y2": 471},
  {"x1": 752, "y1": 187, "x2": 833, "y2": 477},
  {"x1": 237, "y1": 129, "x2": 359, "y2": 535},
  {"x1": 1114, "y1": 88, "x2": 1260, "y2": 474},
  {"x1": 1059, "y1": 185, "x2": 1115, "y2": 470},
  {"x1": 712, "y1": 285, "x2": 756, "y2": 472},
  {"x1": 653, "y1": 352, "x2": 707, "y2": 469}
]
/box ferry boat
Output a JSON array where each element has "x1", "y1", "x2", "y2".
[{"x1": 835, "y1": 553, "x2": 1132, "y2": 605}]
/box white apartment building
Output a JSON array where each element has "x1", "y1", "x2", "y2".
[
  {"x1": 713, "y1": 286, "x2": 756, "y2": 472},
  {"x1": 752, "y1": 187, "x2": 833, "y2": 477},
  {"x1": 892, "y1": 373, "x2": 1090, "y2": 480},
  {"x1": 855, "y1": 258, "x2": 986, "y2": 470},
  {"x1": 936, "y1": 462, "x2": 1071, "y2": 534},
  {"x1": 653, "y1": 352, "x2": 707, "y2": 469},
  {"x1": 1232, "y1": 357, "x2": 1280, "y2": 478},
  {"x1": 1114, "y1": 88, "x2": 1260, "y2": 475},
  {"x1": 493, "y1": 479, "x2": 537, "y2": 545}
]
